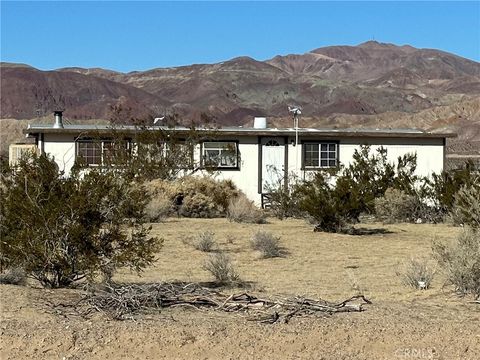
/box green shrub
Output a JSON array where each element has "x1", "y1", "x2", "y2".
[
  {"x1": 0, "y1": 154, "x2": 160, "y2": 288},
  {"x1": 227, "y1": 195, "x2": 266, "y2": 224},
  {"x1": 250, "y1": 231, "x2": 285, "y2": 258},
  {"x1": 451, "y1": 180, "x2": 480, "y2": 228},
  {"x1": 433, "y1": 227, "x2": 480, "y2": 298}
]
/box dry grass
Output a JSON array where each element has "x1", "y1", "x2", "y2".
[{"x1": 114, "y1": 217, "x2": 461, "y2": 302}]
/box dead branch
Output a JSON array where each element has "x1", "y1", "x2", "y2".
[{"x1": 77, "y1": 282, "x2": 371, "y2": 323}]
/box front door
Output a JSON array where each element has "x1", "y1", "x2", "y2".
[{"x1": 261, "y1": 137, "x2": 285, "y2": 193}]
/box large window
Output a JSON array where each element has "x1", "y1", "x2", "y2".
[
  {"x1": 202, "y1": 141, "x2": 238, "y2": 168},
  {"x1": 303, "y1": 142, "x2": 338, "y2": 168},
  {"x1": 76, "y1": 139, "x2": 130, "y2": 166}
]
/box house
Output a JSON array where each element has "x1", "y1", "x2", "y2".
[{"x1": 21, "y1": 112, "x2": 455, "y2": 206}]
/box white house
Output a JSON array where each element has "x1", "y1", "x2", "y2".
[{"x1": 19, "y1": 112, "x2": 455, "y2": 206}]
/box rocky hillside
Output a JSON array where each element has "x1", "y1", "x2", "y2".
[{"x1": 1, "y1": 41, "x2": 479, "y2": 142}]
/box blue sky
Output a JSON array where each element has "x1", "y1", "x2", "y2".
[{"x1": 1, "y1": 1, "x2": 479, "y2": 72}]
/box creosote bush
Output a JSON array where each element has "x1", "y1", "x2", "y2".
[
  {"x1": 451, "y1": 180, "x2": 480, "y2": 228},
  {"x1": 396, "y1": 258, "x2": 436, "y2": 290},
  {"x1": 227, "y1": 195, "x2": 267, "y2": 224},
  {"x1": 250, "y1": 231, "x2": 284, "y2": 258},
  {"x1": 433, "y1": 227, "x2": 480, "y2": 298},
  {"x1": 0, "y1": 154, "x2": 160, "y2": 288},
  {"x1": 203, "y1": 252, "x2": 241, "y2": 284}
]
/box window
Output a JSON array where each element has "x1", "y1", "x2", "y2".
[
  {"x1": 202, "y1": 141, "x2": 238, "y2": 168},
  {"x1": 76, "y1": 139, "x2": 130, "y2": 166},
  {"x1": 303, "y1": 142, "x2": 338, "y2": 168}
]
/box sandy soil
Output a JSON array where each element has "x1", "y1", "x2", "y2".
[{"x1": 1, "y1": 218, "x2": 479, "y2": 359}]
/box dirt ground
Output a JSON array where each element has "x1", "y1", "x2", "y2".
[{"x1": 1, "y1": 218, "x2": 479, "y2": 360}]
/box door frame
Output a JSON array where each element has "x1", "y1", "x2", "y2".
[{"x1": 257, "y1": 136, "x2": 289, "y2": 194}]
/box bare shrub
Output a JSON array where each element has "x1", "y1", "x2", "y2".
[
  {"x1": 227, "y1": 195, "x2": 266, "y2": 224},
  {"x1": 0, "y1": 267, "x2": 26, "y2": 286},
  {"x1": 250, "y1": 231, "x2": 284, "y2": 258},
  {"x1": 191, "y1": 231, "x2": 217, "y2": 252},
  {"x1": 146, "y1": 176, "x2": 240, "y2": 218},
  {"x1": 144, "y1": 194, "x2": 172, "y2": 222},
  {"x1": 451, "y1": 181, "x2": 480, "y2": 228},
  {"x1": 433, "y1": 227, "x2": 480, "y2": 298},
  {"x1": 375, "y1": 188, "x2": 418, "y2": 223},
  {"x1": 203, "y1": 252, "x2": 241, "y2": 284},
  {"x1": 396, "y1": 258, "x2": 436, "y2": 289}
]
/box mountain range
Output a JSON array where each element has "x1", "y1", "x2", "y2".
[{"x1": 1, "y1": 41, "x2": 479, "y2": 151}]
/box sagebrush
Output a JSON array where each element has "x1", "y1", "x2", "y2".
[
  {"x1": 250, "y1": 231, "x2": 285, "y2": 258},
  {"x1": 433, "y1": 227, "x2": 480, "y2": 298},
  {"x1": 203, "y1": 252, "x2": 241, "y2": 284},
  {"x1": 396, "y1": 258, "x2": 436, "y2": 289}
]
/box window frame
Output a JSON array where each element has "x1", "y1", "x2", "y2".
[
  {"x1": 201, "y1": 140, "x2": 240, "y2": 170},
  {"x1": 301, "y1": 141, "x2": 339, "y2": 169},
  {"x1": 75, "y1": 137, "x2": 131, "y2": 167}
]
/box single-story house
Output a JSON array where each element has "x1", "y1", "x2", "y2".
[{"x1": 17, "y1": 112, "x2": 455, "y2": 206}]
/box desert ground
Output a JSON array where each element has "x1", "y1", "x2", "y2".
[{"x1": 1, "y1": 218, "x2": 479, "y2": 360}]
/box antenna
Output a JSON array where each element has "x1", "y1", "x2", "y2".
[{"x1": 288, "y1": 105, "x2": 302, "y2": 172}]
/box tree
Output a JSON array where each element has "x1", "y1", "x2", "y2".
[
  {"x1": 0, "y1": 154, "x2": 160, "y2": 288},
  {"x1": 293, "y1": 145, "x2": 418, "y2": 232}
]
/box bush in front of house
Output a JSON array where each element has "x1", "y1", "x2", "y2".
[
  {"x1": 0, "y1": 154, "x2": 161, "y2": 288},
  {"x1": 375, "y1": 188, "x2": 419, "y2": 223},
  {"x1": 450, "y1": 180, "x2": 480, "y2": 228},
  {"x1": 227, "y1": 195, "x2": 267, "y2": 224},
  {"x1": 145, "y1": 176, "x2": 240, "y2": 218}
]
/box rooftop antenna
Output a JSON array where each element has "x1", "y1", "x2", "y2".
[
  {"x1": 153, "y1": 116, "x2": 165, "y2": 125},
  {"x1": 288, "y1": 105, "x2": 302, "y2": 172}
]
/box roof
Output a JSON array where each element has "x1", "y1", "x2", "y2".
[{"x1": 23, "y1": 124, "x2": 456, "y2": 139}]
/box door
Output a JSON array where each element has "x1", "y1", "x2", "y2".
[{"x1": 261, "y1": 137, "x2": 285, "y2": 193}]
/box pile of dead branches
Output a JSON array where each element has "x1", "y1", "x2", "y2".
[{"x1": 84, "y1": 282, "x2": 371, "y2": 323}]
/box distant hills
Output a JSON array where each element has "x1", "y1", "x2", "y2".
[{"x1": 1, "y1": 41, "x2": 479, "y2": 149}]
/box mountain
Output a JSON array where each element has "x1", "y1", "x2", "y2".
[{"x1": 1, "y1": 41, "x2": 479, "y2": 134}]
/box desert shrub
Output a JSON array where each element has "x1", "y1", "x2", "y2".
[
  {"x1": 264, "y1": 171, "x2": 301, "y2": 220},
  {"x1": 145, "y1": 193, "x2": 172, "y2": 222},
  {"x1": 203, "y1": 252, "x2": 241, "y2": 284},
  {"x1": 375, "y1": 188, "x2": 419, "y2": 223},
  {"x1": 426, "y1": 161, "x2": 478, "y2": 213},
  {"x1": 0, "y1": 154, "x2": 160, "y2": 288},
  {"x1": 191, "y1": 231, "x2": 217, "y2": 252},
  {"x1": 0, "y1": 267, "x2": 27, "y2": 286},
  {"x1": 250, "y1": 231, "x2": 284, "y2": 258},
  {"x1": 396, "y1": 258, "x2": 436, "y2": 289},
  {"x1": 227, "y1": 195, "x2": 266, "y2": 224},
  {"x1": 294, "y1": 146, "x2": 418, "y2": 232},
  {"x1": 433, "y1": 227, "x2": 480, "y2": 298},
  {"x1": 145, "y1": 176, "x2": 240, "y2": 218},
  {"x1": 451, "y1": 180, "x2": 480, "y2": 228}
]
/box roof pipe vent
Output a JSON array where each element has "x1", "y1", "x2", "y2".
[
  {"x1": 253, "y1": 117, "x2": 267, "y2": 129},
  {"x1": 53, "y1": 111, "x2": 64, "y2": 129}
]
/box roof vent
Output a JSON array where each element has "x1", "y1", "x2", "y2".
[
  {"x1": 53, "y1": 111, "x2": 64, "y2": 129},
  {"x1": 253, "y1": 117, "x2": 267, "y2": 129}
]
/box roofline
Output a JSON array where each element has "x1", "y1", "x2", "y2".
[{"x1": 23, "y1": 125, "x2": 457, "y2": 139}]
